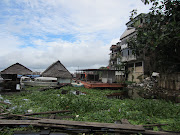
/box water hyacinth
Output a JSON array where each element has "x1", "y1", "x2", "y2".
[
  {"x1": 10, "y1": 106, "x2": 17, "y2": 110},
  {"x1": 2, "y1": 86, "x2": 180, "y2": 132}
]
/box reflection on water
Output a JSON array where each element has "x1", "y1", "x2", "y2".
[
  {"x1": 106, "y1": 88, "x2": 141, "y2": 100},
  {"x1": 128, "y1": 89, "x2": 141, "y2": 99}
]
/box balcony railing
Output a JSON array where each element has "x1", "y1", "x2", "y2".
[
  {"x1": 121, "y1": 55, "x2": 136, "y2": 62},
  {"x1": 110, "y1": 54, "x2": 117, "y2": 60},
  {"x1": 121, "y1": 44, "x2": 128, "y2": 50}
]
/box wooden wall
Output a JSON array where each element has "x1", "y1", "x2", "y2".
[{"x1": 158, "y1": 73, "x2": 180, "y2": 90}]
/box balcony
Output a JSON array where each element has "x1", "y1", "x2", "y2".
[
  {"x1": 121, "y1": 55, "x2": 136, "y2": 62},
  {"x1": 110, "y1": 54, "x2": 117, "y2": 61},
  {"x1": 121, "y1": 44, "x2": 128, "y2": 50},
  {"x1": 110, "y1": 45, "x2": 117, "y2": 50}
]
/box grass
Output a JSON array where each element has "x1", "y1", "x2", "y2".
[{"x1": 1, "y1": 86, "x2": 180, "y2": 134}]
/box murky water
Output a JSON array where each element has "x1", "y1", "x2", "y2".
[
  {"x1": 128, "y1": 89, "x2": 141, "y2": 99},
  {"x1": 106, "y1": 88, "x2": 142, "y2": 100}
]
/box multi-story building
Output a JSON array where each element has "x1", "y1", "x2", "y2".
[
  {"x1": 121, "y1": 13, "x2": 147, "y2": 82},
  {"x1": 109, "y1": 42, "x2": 125, "y2": 82},
  {"x1": 109, "y1": 42, "x2": 121, "y2": 70},
  {"x1": 109, "y1": 13, "x2": 147, "y2": 83}
]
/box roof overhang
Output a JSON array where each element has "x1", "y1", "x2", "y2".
[{"x1": 76, "y1": 69, "x2": 123, "y2": 72}]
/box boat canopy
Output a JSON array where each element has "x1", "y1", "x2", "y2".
[
  {"x1": 20, "y1": 76, "x2": 31, "y2": 81},
  {"x1": 34, "y1": 77, "x2": 57, "y2": 81},
  {"x1": 21, "y1": 76, "x2": 30, "y2": 79}
]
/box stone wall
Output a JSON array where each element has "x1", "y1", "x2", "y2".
[{"x1": 158, "y1": 73, "x2": 180, "y2": 90}]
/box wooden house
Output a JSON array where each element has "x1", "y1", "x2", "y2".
[
  {"x1": 41, "y1": 60, "x2": 72, "y2": 84},
  {"x1": 0, "y1": 63, "x2": 32, "y2": 91}
]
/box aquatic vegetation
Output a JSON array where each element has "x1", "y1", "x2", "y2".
[{"x1": 2, "y1": 86, "x2": 180, "y2": 132}]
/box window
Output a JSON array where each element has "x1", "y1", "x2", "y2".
[
  {"x1": 135, "y1": 62, "x2": 142, "y2": 67},
  {"x1": 128, "y1": 63, "x2": 134, "y2": 67},
  {"x1": 140, "y1": 18, "x2": 143, "y2": 24}
]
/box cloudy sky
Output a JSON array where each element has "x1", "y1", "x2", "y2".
[{"x1": 0, "y1": 0, "x2": 151, "y2": 73}]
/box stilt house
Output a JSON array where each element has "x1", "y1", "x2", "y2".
[{"x1": 0, "y1": 63, "x2": 32, "y2": 91}]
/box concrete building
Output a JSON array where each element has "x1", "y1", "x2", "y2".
[
  {"x1": 109, "y1": 13, "x2": 147, "y2": 83},
  {"x1": 109, "y1": 42, "x2": 125, "y2": 83}
]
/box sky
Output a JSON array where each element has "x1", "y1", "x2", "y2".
[{"x1": 0, "y1": 0, "x2": 151, "y2": 73}]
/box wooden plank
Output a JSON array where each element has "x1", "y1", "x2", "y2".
[
  {"x1": 0, "y1": 116, "x2": 6, "y2": 119},
  {"x1": 0, "y1": 120, "x2": 38, "y2": 125},
  {"x1": 0, "y1": 113, "x2": 9, "y2": 115},
  {"x1": 13, "y1": 131, "x2": 40, "y2": 135},
  {"x1": 93, "y1": 129, "x2": 144, "y2": 134},
  {"x1": 142, "y1": 124, "x2": 168, "y2": 127},
  {"x1": 55, "y1": 115, "x2": 75, "y2": 120},
  {"x1": 93, "y1": 129, "x2": 179, "y2": 135},
  {"x1": 121, "y1": 119, "x2": 131, "y2": 124},
  {"x1": 40, "y1": 130, "x2": 50, "y2": 135},
  {"x1": 143, "y1": 130, "x2": 180, "y2": 135},
  {"x1": 0, "y1": 101, "x2": 10, "y2": 106},
  {"x1": 0, "y1": 120, "x2": 178, "y2": 135},
  {"x1": 35, "y1": 123, "x2": 70, "y2": 129},
  {"x1": 49, "y1": 114, "x2": 55, "y2": 119},
  {"x1": 39, "y1": 119, "x2": 144, "y2": 131},
  {"x1": 4, "y1": 114, "x2": 41, "y2": 120},
  {"x1": 24, "y1": 110, "x2": 71, "y2": 116}
]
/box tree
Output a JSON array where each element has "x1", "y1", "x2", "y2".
[{"x1": 129, "y1": 0, "x2": 180, "y2": 73}]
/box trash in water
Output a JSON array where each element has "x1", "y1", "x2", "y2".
[
  {"x1": 4, "y1": 99, "x2": 11, "y2": 104},
  {"x1": 23, "y1": 99, "x2": 29, "y2": 101},
  {"x1": 70, "y1": 90, "x2": 86, "y2": 95}
]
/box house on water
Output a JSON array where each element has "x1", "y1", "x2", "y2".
[
  {"x1": 0, "y1": 63, "x2": 32, "y2": 91},
  {"x1": 41, "y1": 60, "x2": 72, "y2": 85},
  {"x1": 76, "y1": 69, "x2": 126, "y2": 89}
]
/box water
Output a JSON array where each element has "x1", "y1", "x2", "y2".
[{"x1": 128, "y1": 89, "x2": 141, "y2": 99}]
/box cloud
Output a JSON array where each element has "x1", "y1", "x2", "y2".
[
  {"x1": 0, "y1": 0, "x2": 151, "y2": 73},
  {"x1": 0, "y1": 31, "x2": 23, "y2": 55},
  {"x1": 0, "y1": 39, "x2": 110, "y2": 72}
]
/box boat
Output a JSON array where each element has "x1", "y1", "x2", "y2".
[
  {"x1": 20, "y1": 76, "x2": 58, "y2": 87},
  {"x1": 71, "y1": 80, "x2": 84, "y2": 87}
]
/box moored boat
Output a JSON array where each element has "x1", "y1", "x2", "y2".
[{"x1": 20, "y1": 76, "x2": 58, "y2": 87}]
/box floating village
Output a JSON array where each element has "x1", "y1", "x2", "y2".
[{"x1": 0, "y1": 10, "x2": 180, "y2": 135}]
